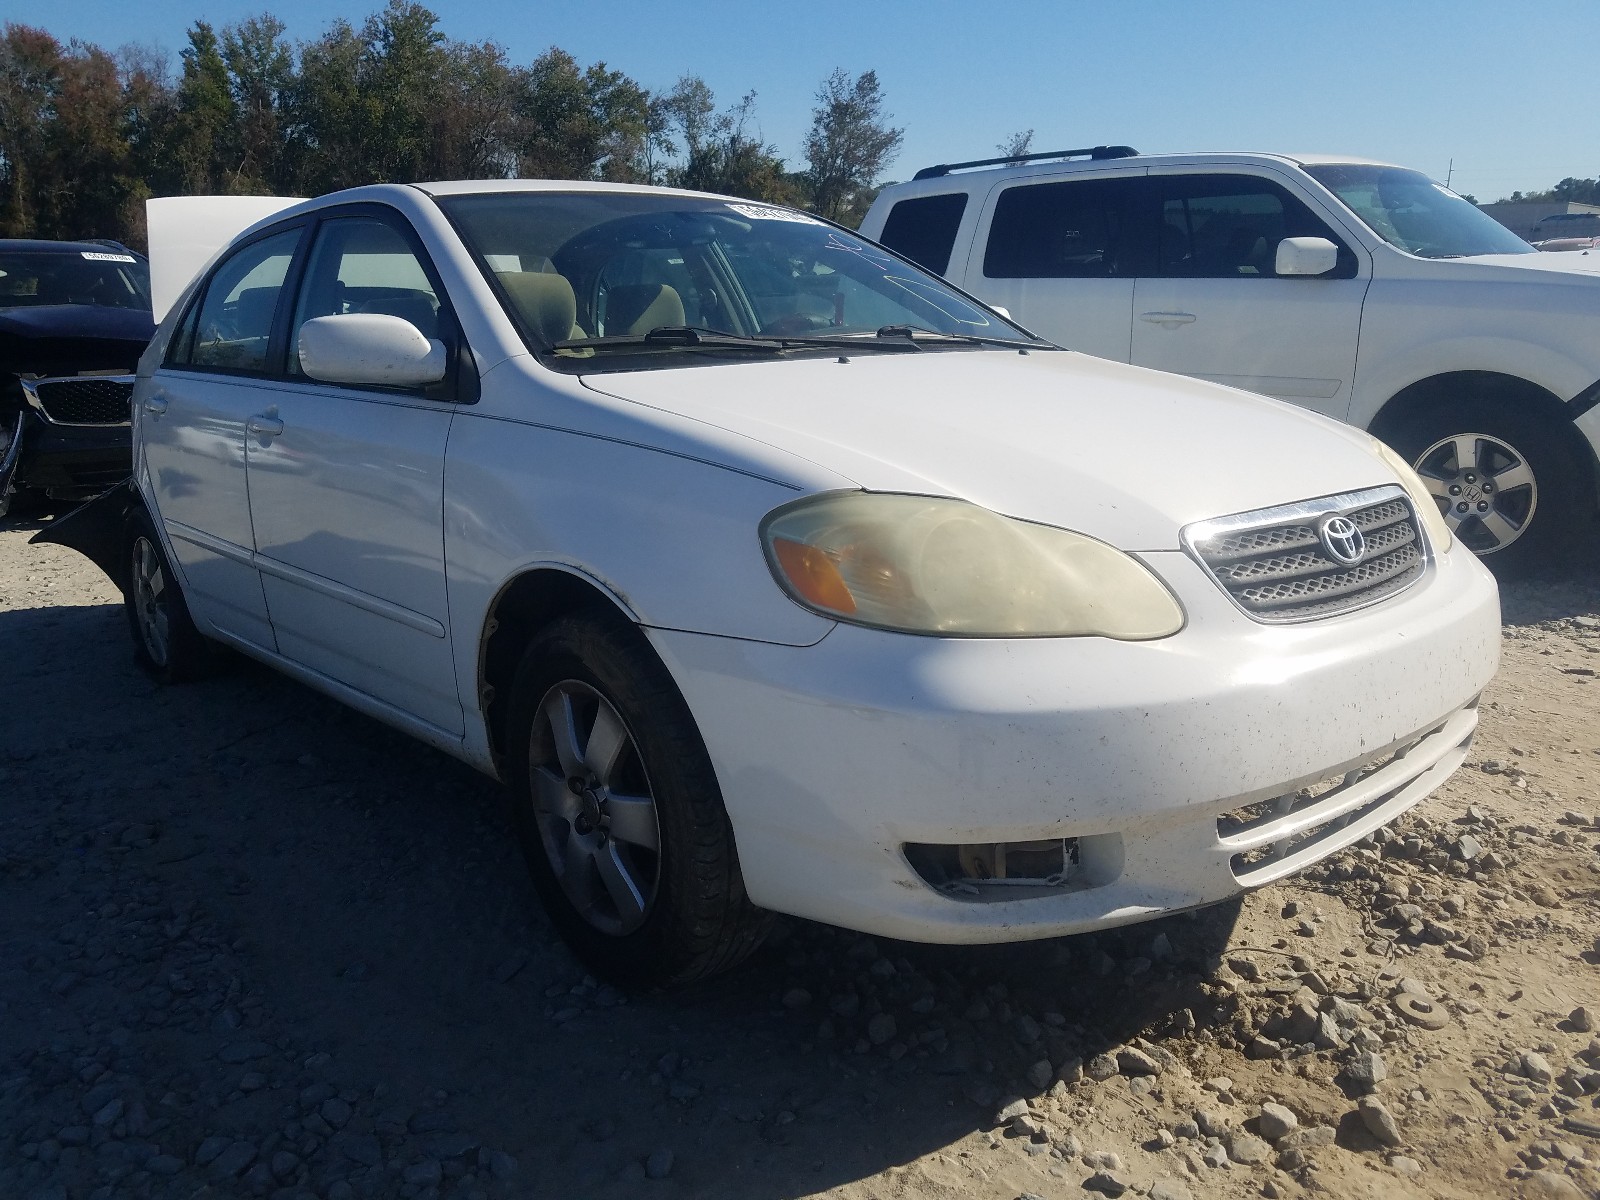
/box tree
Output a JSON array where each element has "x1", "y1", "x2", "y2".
[
  {"x1": 221, "y1": 15, "x2": 294, "y2": 192},
  {"x1": 802, "y1": 68, "x2": 902, "y2": 225},
  {"x1": 996, "y1": 129, "x2": 1033, "y2": 161},
  {"x1": 163, "y1": 22, "x2": 238, "y2": 194},
  {"x1": 662, "y1": 82, "x2": 794, "y2": 204}
]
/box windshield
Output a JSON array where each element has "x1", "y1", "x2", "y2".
[
  {"x1": 1303, "y1": 165, "x2": 1534, "y2": 259},
  {"x1": 439, "y1": 193, "x2": 1038, "y2": 364},
  {"x1": 0, "y1": 248, "x2": 151, "y2": 310}
]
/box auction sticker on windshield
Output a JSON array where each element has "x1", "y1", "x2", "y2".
[
  {"x1": 726, "y1": 203, "x2": 822, "y2": 224},
  {"x1": 81, "y1": 251, "x2": 137, "y2": 262}
]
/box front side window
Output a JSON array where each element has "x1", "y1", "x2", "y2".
[
  {"x1": 1304, "y1": 164, "x2": 1534, "y2": 258},
  {"x1": 1151, "y1": 176, "x2": 1353, "y2": 279},
  {"x1": 440, "y1": 193, "x2": 1038, "y2": 370},
  {"x1": 289, "y1": 217, "x2": 442, "y2": 377},
  {"x1": 877, "y1": 193, "x2": 968, "y2": 275},
  {"x1": 983, "y1": 178, "x2": 1141, "y2": 279},
  {"x1": 186, "y1": 229, "x2": 302, "y2": 373}
]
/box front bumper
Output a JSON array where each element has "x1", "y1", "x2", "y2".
[{"x1": 649, "y1": 545, "x2": 1501, "y2": 943}]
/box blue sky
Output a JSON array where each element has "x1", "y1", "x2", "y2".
[{"x1": 20, "y1": 0, "x2": 1595, "y2": 200}]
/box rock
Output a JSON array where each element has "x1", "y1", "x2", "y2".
[
  {"x1": 269, "y1": 1150, "x2": 299, "y2": 1179},
  {"x1": 147, "y1": 1154, "x2": 183, "y2": 1175},
  {"x1": 1010, "y1": 1113, "x2": 1043, "y2": 1138},
  {"x1": 403, "y1": 1160, "x2": 443, "y2": 1186},
  {"x1": 195, "y1": 1135, "x2": 231, "y2": 1165},
  {"x1": 492, "y1": 951, "x2": 529, "y2": 983},
  {"x1": 336, "y1": 1132, "x2": 382, "y2": 1167},
  {"x1": 781, "y1": 988, "x2": 811, "y2": 1009},
  {"x1": 1149, "y1": 1182, "x2": 1193, "y2": 1200},
  {"x1": 1171, "y1": 1118, "x2": 1200, "y2": 1140},
  {"x1": 1086, "y1": 1053, "x2": 1119, "y2": 1081},
  {"x1": 995, "y1": 1098, "x2": 1031, "y2": 1125},
  {"x1": 1390, "y1": 1154, "x2": 1422, "y2": 1176},
  {"x1": 867, "y1": 1013, "x2": 896, "y2": 1045},
  {"x1": 1358, "y1": 1096, "x2": 1402, "y2": 1147},
  {"x1": 1116, "y1": 1046, "x2": 1161, "y2": 1076},
  {"x1": 1522, "y1": 1051, "x2": 1556, "y2": 1084},
  {"x1": 1196, "y1": 1109, "x2": 1228, "y2": 1138},
  {"x1": 210, "y1": 1140, "x2": 257, "y2": 1177},
  {"x1": 1026, "y1": 1059, "x2": 1053, "y2": 1089},
  {"x1": 645, "y1": 1148, "x2": 674, "y2": 1179},
  {"x1": 218, "y1": 1041, "x2": 272, "y2": 1064},
  {"x1": 1278, "y1": 1125, "x2": 1336, "y2": 1152},
  {"x1": 1201, "y1": 1143, "x2": 1229, "y2": 1168},
  {"x1": 1526, "y1": 1171, "x2": 1586, "y2": 1199},
  {"x1": 1083, "y1": 1171, "x2": 1128, "y2": 1196},
  {"x1": 91, "y1": 1098, "x2": 123, "y2": 1126},
  {"x1": 1570, "y1": 1007, "x2": 1595, "y2": 1033},
  {"x1": 1258, "y1": 1102, "x2": 1298, "y2": 1140},
  {"x1": 1562, "y1": 1115, "x2": 1600, "y2": 1139},
  {"x1": 481, "y1": 1148, "x2": 518, "y2": 1179},
  {"x1": 320, "y1": 1097, "x2": 352, "y2": 1128},
  {"x1": 1529, "y1": 885, "x2": 1564, "y2": 909},
  {"x1": 1229, "y1": 1133, "x2": 1271, "y2": 1164},
  {"x1": 1345, "y1": 1050, "x2": 1387, "y2": 1090},
  {"x1": 1454, "y1": 834, "x2": 1483, "y2": 860},
  {"x1": 80, "y1": 1082, "x2": 118, "y2": 1115}
]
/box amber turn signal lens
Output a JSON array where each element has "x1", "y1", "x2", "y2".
[{"x1": 771, "y1": 537, "x2": 857, "y2": 614}]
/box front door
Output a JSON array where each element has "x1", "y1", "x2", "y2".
[
  {"x1": 244, "y1": 213, "x2": 463, "y2": 735},
  {"x1": 141, "y1": 225, "x2": 306, "y2": 649},
  {"x1": 1130, "y1": 172, "x2": 1369, "y2": 419}
]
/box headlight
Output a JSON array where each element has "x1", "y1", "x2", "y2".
[
  {"x1": 760, "y1": 492, "x2": 1184, "y2": 639},
  {"x1": 1371, "y1": 437, "x2": 1454, "y2": 554}
]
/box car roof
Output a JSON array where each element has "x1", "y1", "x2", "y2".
[
  {"x1": 0, "y1": 238, "x2": 144, "y2": 256},
  {"x1": 884, "y1": 150, "x2": 1410, "y2": 197}
]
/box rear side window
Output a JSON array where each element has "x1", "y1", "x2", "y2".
[
  {"x1": 183, "y1": 229, "x2": 303, "y2": 373},
  {"x1": 983, "y1": 178, "x2": 1142, "y2": 279},
  {"x1": 877, "y1": 193, "x2": 968, "y2": 275}
]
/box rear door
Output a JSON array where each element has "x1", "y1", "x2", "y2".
[
  {"x1": 140, "y1": 223, "x2": 308, "y2": 649},
  {"x1": 965, "y1": 168, "x2": 1149, "y2": 360},
  {"x1": 244, "y1": 210, "x2": 464, "y2": 735},
  {"x1": 1129, "y1": 171, "x2": 1369, "y2": 417}
]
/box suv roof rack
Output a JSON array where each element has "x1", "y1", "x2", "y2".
[{"x1": 913, "y1": 145, "x2": 1139, "y2": 181}]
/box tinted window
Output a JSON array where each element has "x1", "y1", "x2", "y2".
[
  {"x1": 187, "y1": 229, "x2": 302, "y2": 373},
  {"x1": 0, "y1": 249, "x2": 149, "y2": 311},
  {"x1": 983, "y1": 178, "x2": 1143, "y2": 279},
  {"x1": 289, "y1": 217, "x2": 442, "y2": 376},
  {"x1": 877, "y1": 193, "x2": 968, "y2": 275},
  {"x1": 1151, "y1": 176, "x2": 1355, "y2": 279}
]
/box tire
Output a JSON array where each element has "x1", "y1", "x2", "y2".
[
  {"x1": 124, "y1": 510, "x2": 221, "y2": 683},
  {"x1": 1377, "y1": 390, "x2": 1595, "y2": 577},
  {"x1": 504, "y1": 614, "x2": 770, "y2": 987}
]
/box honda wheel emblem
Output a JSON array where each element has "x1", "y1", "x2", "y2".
[{"x1": 1318, "y1": 514, "x2": 1366, "y2": 565}]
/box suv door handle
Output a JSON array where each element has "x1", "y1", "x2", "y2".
[
  {"x1": 246, "y1": 414, "x2": 285, "y2": 437},
  {"x1": 1139, "y1": 311, "x2": 1197, "y2": 329},
  {"x1": 143, "y1": 396, "x2": 168, "y2": 415}
]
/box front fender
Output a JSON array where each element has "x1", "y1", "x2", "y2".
[{"x1": 28, "y1": 479, "x2": 137, "y2": 591}]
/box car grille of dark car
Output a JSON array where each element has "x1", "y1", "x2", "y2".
[
  {"x1": 1183, "y1": 485, "x2": 1428, "y2": 622},
  {"x1": 28, "y1": 376, "x2": 134, "y2": 426}
]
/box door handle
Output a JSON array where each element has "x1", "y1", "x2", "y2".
[
  {"x1": 1139, "y1": 311, "x2": 1197, "y2": 329},
  {"x1": 143, "y1": 396, "x2": 168, "y2": 415},
  {"x1": 246, "y1": 414, "x2": 285, "y2": 437}
]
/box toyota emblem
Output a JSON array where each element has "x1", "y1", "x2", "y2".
[{"x1": 1318, "y1": 514, "x2": 1366, "y2": 565}]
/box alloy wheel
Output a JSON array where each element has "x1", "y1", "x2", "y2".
[
  {"x1": 131, "y1": 536, "x2": 171, "y2": 666},
  {"x1": 1412, "y1": 431, "x2": 1537, "y2": 555},
  {"x1": 527, "y1": 680, "x2": 662, "y2": 936}
]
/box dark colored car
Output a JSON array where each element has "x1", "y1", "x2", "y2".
[{"x1": 0, "y1": 239, "x2": 154, "y2": 517}]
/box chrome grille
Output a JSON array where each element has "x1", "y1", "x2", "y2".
[
  {"x1": 1184, "y1": 486, "x2": 1427, "y2": 622},
  {"x1": 23, "y1": 376, "x2": 134, "y2": 426}
]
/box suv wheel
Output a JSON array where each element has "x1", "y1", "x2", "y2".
[
  {"x1": 1382, "y1": 394, "x2": 1593, "y2": 574},
  {"x1": 504, "y1": 615, "x2": 771, "y2": 987}
]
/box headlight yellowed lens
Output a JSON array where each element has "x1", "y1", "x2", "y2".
[
  {"x1": 761, "y1": 492, "x2": 1185, "y2": 639},
  {"x1": 1372, "y1": 438, "x2": 1454, "y2": 553}
]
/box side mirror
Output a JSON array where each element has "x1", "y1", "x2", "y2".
[
  {"x1": 298, "y1": 313, "x2": 447, "y2": 387},
  {"x1": 1275, "y1": 236, "x2": 1339, "y2": 277}
]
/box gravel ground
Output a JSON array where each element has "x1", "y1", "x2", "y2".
[{"x1": 3, "y1": 515, "x2": 1600, "y2": 1200}]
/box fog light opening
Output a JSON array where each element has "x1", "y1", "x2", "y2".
[{"x1": 905, "y1": 838, "x2": 1081, "y2": 898}]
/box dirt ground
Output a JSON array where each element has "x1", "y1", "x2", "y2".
[{"x1": 2, "y1": 515, "x2": 1599, "y2": 1200}]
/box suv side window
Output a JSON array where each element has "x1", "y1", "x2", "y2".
[
  {"x1": 1151, "y1": 175, "x2": 1357, "y2": 279},
  {"x1": 181, "y1": 229, "x2": 303, "y2": 373},
  {"x1": 288, "y1": 216, "x2": 443, "y2": 378},
  {"x1": 877, "y1": 193, "x2": 968, "y2": 275},
  {"x1": 983, "y1": 178, "x2": 1147, "y2": 279}
]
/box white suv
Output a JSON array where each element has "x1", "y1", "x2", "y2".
[{"x1": 862, "y1": 147, "x2": 1600, "y2": 571}]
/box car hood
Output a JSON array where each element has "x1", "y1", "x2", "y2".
[
  {"x1": 1460, "y1": 251, "x2": 1600, "y2": 276},
  {"x1": 0, "y1": 304, "x2": 155, "y2": 376},
  {"x1": 582, "y1": 349, "x2": 1392, "y2": 550}
]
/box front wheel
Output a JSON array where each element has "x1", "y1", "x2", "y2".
[
  {"x1": 504, "y1": 615, "x2": 770, "y2": 987},
  {"x1": 1380, "y1": 394, "x2": 1594, "y2": 575}
]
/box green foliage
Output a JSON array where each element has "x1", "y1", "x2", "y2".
[{"x1": 0, "y1": 7, "x2": 910, "y2": 245}]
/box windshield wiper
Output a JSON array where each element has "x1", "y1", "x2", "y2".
[
  {"x1": 553, "y1": 326, "x2": 792, "y2": 354},
  {"x1": 872, "y1": 324, "x2": 1048, "y2": 349}
]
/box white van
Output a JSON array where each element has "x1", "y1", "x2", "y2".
[{"x1": 861, "y1": 147, "x2": 1600, "y2": 572}]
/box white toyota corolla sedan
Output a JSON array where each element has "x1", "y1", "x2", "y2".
[{"x1": 43, "y1": 182, "x2": 1501, "y2": 986}]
